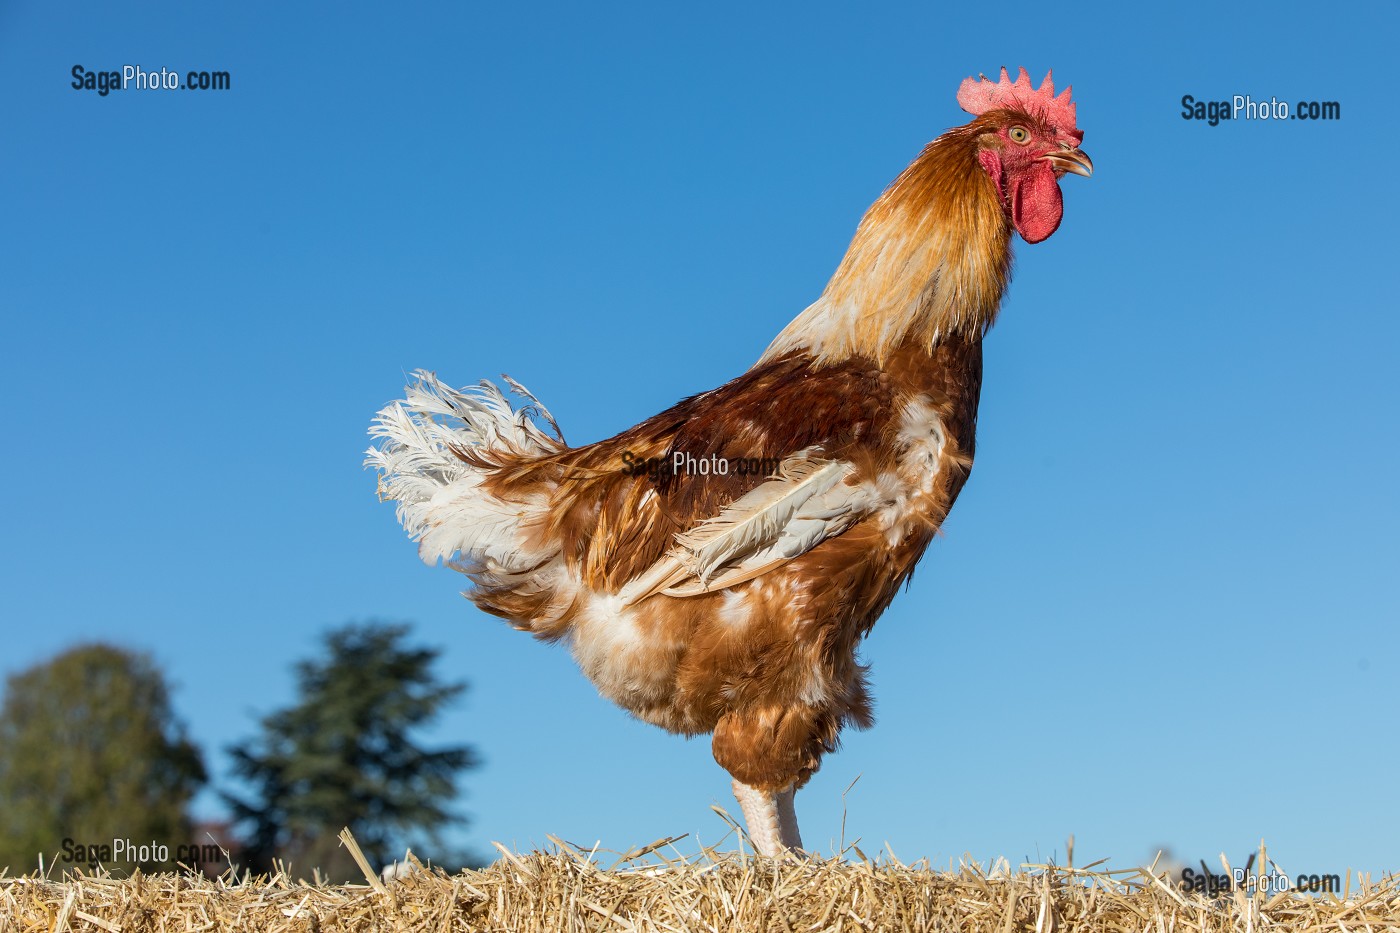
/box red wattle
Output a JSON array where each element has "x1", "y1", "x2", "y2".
[{"x1": 1011, "y1": 161, "x2": 1064, "y2": 244}]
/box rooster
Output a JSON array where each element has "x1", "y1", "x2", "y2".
[{"x1": 367, "y1": 67, "x2": 1091, "y2": 857}]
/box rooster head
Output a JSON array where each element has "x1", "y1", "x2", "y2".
[{"x1": 958, "y1": 67, "x2": 1092, "y2": 244}]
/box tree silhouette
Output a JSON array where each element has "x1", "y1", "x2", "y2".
[
  {"x1": 0, "y1": 644, "x2": 206, "y2": 874},
  {"x1": 225, "y1": 622, "x2": 477, "y2": 879}
]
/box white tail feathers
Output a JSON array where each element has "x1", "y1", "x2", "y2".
[{"x1": 366, "y1": 370, "x2": 566, "y2": 570}]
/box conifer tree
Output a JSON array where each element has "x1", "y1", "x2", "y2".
[{"x1": 225, "y1": 623, "x2": 476, "y2": 878}]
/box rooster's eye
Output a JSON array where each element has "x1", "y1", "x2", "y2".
[{"x1": 1008, "y1": 126, "x2": 1030, "y2": 144}]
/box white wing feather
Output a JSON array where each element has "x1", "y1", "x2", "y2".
[
  {"x1": 619, "y1": 451, "x2": 893, "y2": 604},
  {"x1": 674, "y1": 453, "x2": 853, "y2": 582}
]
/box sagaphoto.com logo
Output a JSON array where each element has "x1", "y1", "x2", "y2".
[
  {"x1": 1181, "y1": 92, "x2": 1339, "y2": 126},
  {"x1": 71, "y1": 63, "x2": 231, "y2": 97},
  {"x1": 59, "y1": 835, "x2": 226, "y2": 869}
]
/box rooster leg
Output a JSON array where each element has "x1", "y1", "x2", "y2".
[
  {"x1": 733, "y1": 779, "x2": 803, "y2": 857},
  {"x1": 775, "y1": 784, "x2": 802, "y2": 850}
]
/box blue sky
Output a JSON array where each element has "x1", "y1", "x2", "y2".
[{"x1": 2, "y1": 0, "x2": 1396, "y2": 877}]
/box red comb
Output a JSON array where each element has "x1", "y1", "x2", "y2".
[{"x1": 957, "y1": 67, "x2": 1082, "y2": 144}]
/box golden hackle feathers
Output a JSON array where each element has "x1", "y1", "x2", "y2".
[{"x1": 760, "y1": 128, "x2": 1012, "y2": 366}]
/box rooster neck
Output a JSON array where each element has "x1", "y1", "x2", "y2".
[{"x1": 759, "y1": 130, "x2": 1012, "y2": 368}]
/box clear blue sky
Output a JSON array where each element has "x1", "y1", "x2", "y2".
[{"x1": 2, "y1": 0, "x2": 1396, "y2": 878}]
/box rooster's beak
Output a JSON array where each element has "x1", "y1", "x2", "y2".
[{"x1": 1041, "y1": 146, "x2": 1093, "y2": 178}]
